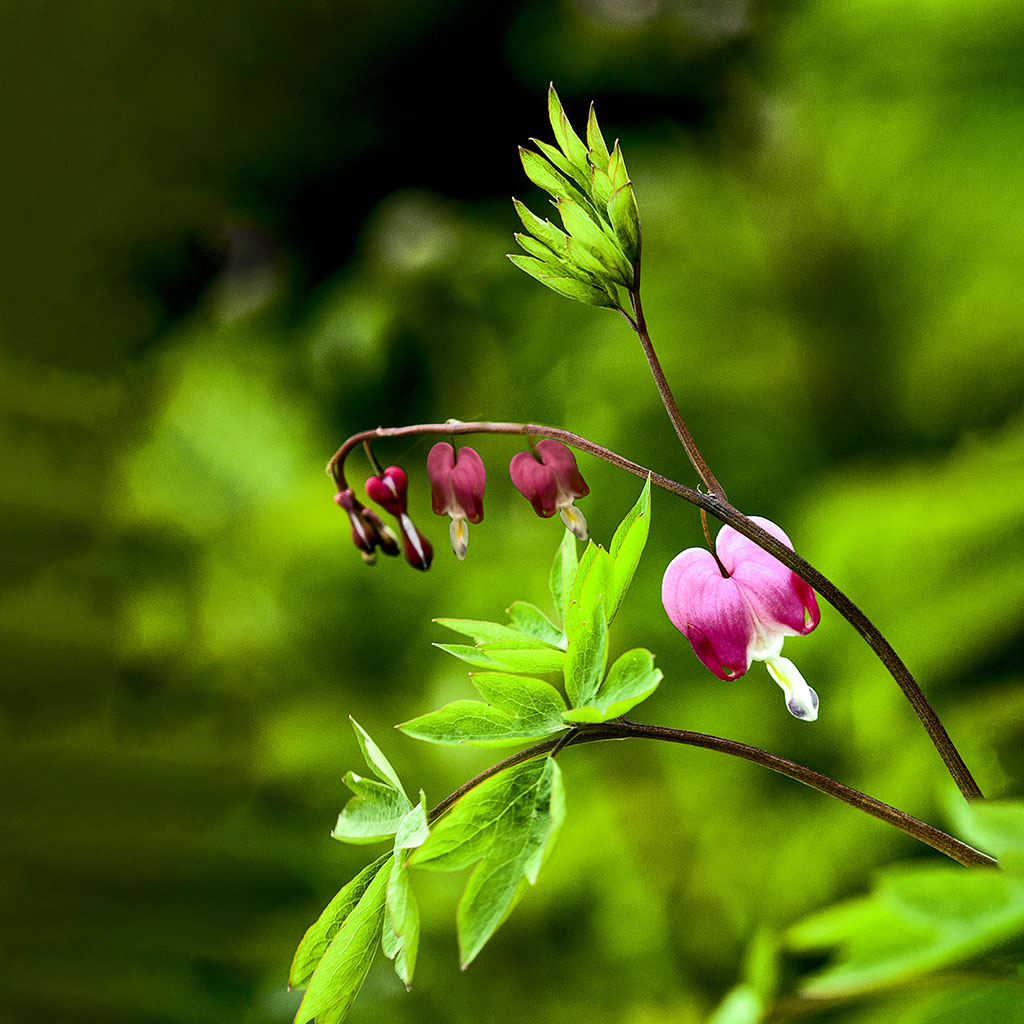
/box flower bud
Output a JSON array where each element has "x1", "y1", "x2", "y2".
[
  {"x1": 365, "y1": 466, "x2": 409, "y2": 516},
  {"x1": 334, "y1": 489, "x2": 400, "y2": 564}
]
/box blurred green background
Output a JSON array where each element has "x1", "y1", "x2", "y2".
[{"x1": 2, "y1": 1, "x2": 1023, "y2": 1021}]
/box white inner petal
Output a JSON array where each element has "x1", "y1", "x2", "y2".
[{"x1": 764, "y1": 655, "x2": 819, "y2": 722}]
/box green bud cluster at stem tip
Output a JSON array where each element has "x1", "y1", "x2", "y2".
[{"x1": 508, "y1": 84, "x2": 641, "y2": 310}]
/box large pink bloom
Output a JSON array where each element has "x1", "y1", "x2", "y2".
[{"x1": 662, "y1": 516, "x2": 821, "y2": 720}]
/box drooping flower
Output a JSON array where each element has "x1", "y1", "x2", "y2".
[
  {"x1": 661, "y1": 516, "x2": 821, "y2": 720},
  {"x1": 509, "y1": 439, "x2": 589, "y2": 540},
  {"x1": 426, "y1": 442, "x2": 486, "y2": 560},
  {"x1": 334, "y1": 488, "x2": 399, "y2": 565},
  {"x1": 365, "y1": 465, "x2": 433, "y2": 571}
]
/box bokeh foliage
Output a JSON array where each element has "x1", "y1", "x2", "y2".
[{"x1": 2, "y1": 1, "x2": 1024, "y2": 1022}]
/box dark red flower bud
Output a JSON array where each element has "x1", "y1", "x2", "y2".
[
  {"x1": 396, "y1": 512, "x2": 433, "y2": 571},
  {"x1": 365, "y1": 466, "x2": 408, "y2": 516},
  {"x1": 334, "y1": 489, "x2": 399, "y2": 564}
]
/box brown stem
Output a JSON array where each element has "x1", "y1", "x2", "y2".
[{"x1": 425, "y1": 721, "x2": 995, "y2": 868}]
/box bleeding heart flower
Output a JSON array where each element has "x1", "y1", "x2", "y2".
[
  {"x1": 427, "y1": 442, "x2": 486, "y2": 560},
  {"x1": 661, "y1": 516, "x2": 821, "y2": 720},
  {"x1": 509, "y1": 439, "x2": 589, "y2": 540}
]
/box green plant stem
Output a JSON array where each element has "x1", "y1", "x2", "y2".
[
  {"x1": 426, "y1": 722, "x2": 995, "y2": 869},
  {"x1": 327, "y1": 420, "x2": 982, "y2": 802}
]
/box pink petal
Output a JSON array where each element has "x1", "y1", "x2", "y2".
[
  {"x1": 449, "y1": 446, "x2": 486, "y2": 523},
  {"x1": 509, "y1": 451, "x2": 558, "y2": 517},
  {"x1": 717, "y1": 516, "x2": 820, "y2": 638},
  {"x1": 426, "y1": 442, "x2": 456, "y2": 515},
  {"x1": 535, "y1": 439, "x2": 589, "y2": 500},
  {"x1": 662, "y1": 547, "x2": 756, "y2": 680}
]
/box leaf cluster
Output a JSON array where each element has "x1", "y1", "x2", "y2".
[
  {"x1": 509, "y1": 84, "x2": 642, "y2": 310},
  {"x1": 289, "y1": 480, "x2": 658, "y2": 1023}
]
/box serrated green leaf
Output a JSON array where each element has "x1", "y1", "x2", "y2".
[
  {"x1": 547, "y1": 83, "x2": 591, "y2": 181},
  {"x1": 563, "y1": 647, "x2": 661, "y2": 723},
  {"x1": 507, "y1": 601, "x2": 565, "y2": 647},
  {"x1": 787, "y1": 864, "x2": 1024, "y2": 997},
  {"x1": 512, "y1": 198, "x2": 571, "y2": 253},
  {"x1": 549, "y1": 529, "x2": 579, "y2": 626},
  {"x1": 332, "y1": 773, "x2": 413, "y2": 844},
  {"x1": 586, "y1": 103, "x2": 611, "y2": 168},
  {"x1": 434, "y1": 642, "x2": 504, "y2": 669},
  {"x1": 565, "y1": 541, "x2": 613, "y2": 638},
  {"x1": 605, "y1": 477, "x2": 651, "y2": 622},
  {"x1": 557, "y1": 198, "x2": 633, "y2": 288},
  {"x1": 384, "y1": 861, "x2": 420, "y2": 988},
  {"x1": 519, "y1": 147, "x2": 589, "y2": 209},
  {"x1": 350, "y1": 719, "x2": 406, "y2": 799},
  {"x1": 506, "y1": 254, "x2": 617, "y2": 307},
  {"x1": 290, "y1": 854, "x2": 390, "y2": 990},
  {"x1": 435, "y1": 618, "x2": 553, "y2": 648},
  {"x1": 607, "y1": 181, "x2": 641, "y2": 267},
  {"x1": 399, "y1": 698, "x2": 566, "y2": 748},
  {"x1": 563, "y1": 599, "x2": 608, "y2": 709},
  {"x1": 294, "y1": 860, "x2": 392, "y2": 1024}
]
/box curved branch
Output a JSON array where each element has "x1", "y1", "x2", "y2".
[{"x1": 425, "y1": 721, "x2": 994, "y2": 868}]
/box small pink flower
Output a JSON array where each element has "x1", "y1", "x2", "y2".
[
  {"x1": 509, "y1": 439, "x2": 589, "y2": 540},
  {"x1": 365, "y1": 465, "x2": 433, "y2": 571},
  {"x1": 662, "y1": 516, "x2": 821, "y2": 720},
  {"x1": 427, "y1": 442, "x2": 486, "y2": 560}
]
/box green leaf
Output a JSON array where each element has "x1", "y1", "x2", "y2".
[
  {"x1": 606, "y1": 476, "x2": 651, "y2": 622},
  {"x1": 472, "y1": 671, "x2": 567, "y2": 721},
  {"x1": 564, "y1": 541, "x2": 613, "y2": 638},
  {"x1": 556, "y1": 197, "x2": 633, "y2": 288},
  {"x1": 562, "y1": 647, "x2": 661, "y2": 723},
  {"x1": 294, "y1": 859, "x2": 392, "y2": 1024},
  {"x1": 607, "y1": 181, "x2": 641, "y2": 267},
  {"x1": 512, "y1": 198, "x2": 570, "y2": 254},
  {"x1": 586, "y1": 102, "x2": 611, "y2": 168},
  {"x1": 514, "y1": 232, "x2": 570, "y2": 272},
  {"x1": 589, "y1": 163, "x2": 615, "y2": 212},
  {"x1": 383, "y1": 860, "x2": 420, "y2": 988},
  {"x1": 290, "y1": 854, "x2": 390, "y2": 990},
  {"x1": 434, "y1": 617, "x2": 554, "y2": 648},
  {"x1": 350, "y1": 718, "x2": 407, "y2": 799},
  {"x1": 435, "y1": 641, "x2": 563, "y2": 673},
  {"x1": 949, "y1": 797, "x2": 1024, "y2": 868},
  {"x1": 549, "y1": 529, "x2": 579, "y2": 626},
  {"x1": 506, "y1": 254, "x2": 617, "y2": 307},
  {"x1": 563, "y1": 598, "x2": 608, "y2": 709},
  {"x1": 506, "y1": 601, "x2": 565, "y2": 648},
  {"x1": 332, "y1": 772, "x2": 414, "y2": 844},
  {"x1": 532, "y1": 138, "x2": 593, "y2": 196},
  {"x1": 547, "y1": 83, "x2": 591, "y2": 182},
  {"x1": 519, "y1": 147, "x2": 589, "y2": 209},
  {"x1": 608, "y1": 140, "x2": 629, "y2": 190},
  {"x1": 706, "y1": 985, "x2": 763, "y2": 1024},
  {"x1": 410, "y1": 757, "x2": 566, "y2": 967},
  {"x1": 393, "y1": 800, "x2": 431, "y2": 855},
  {"x1": 399, "y1": 697, "x2": 566, "y2": 748},
  {"x1": 787, "y1": 864, "x2": 1024, "y2": 997}
]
